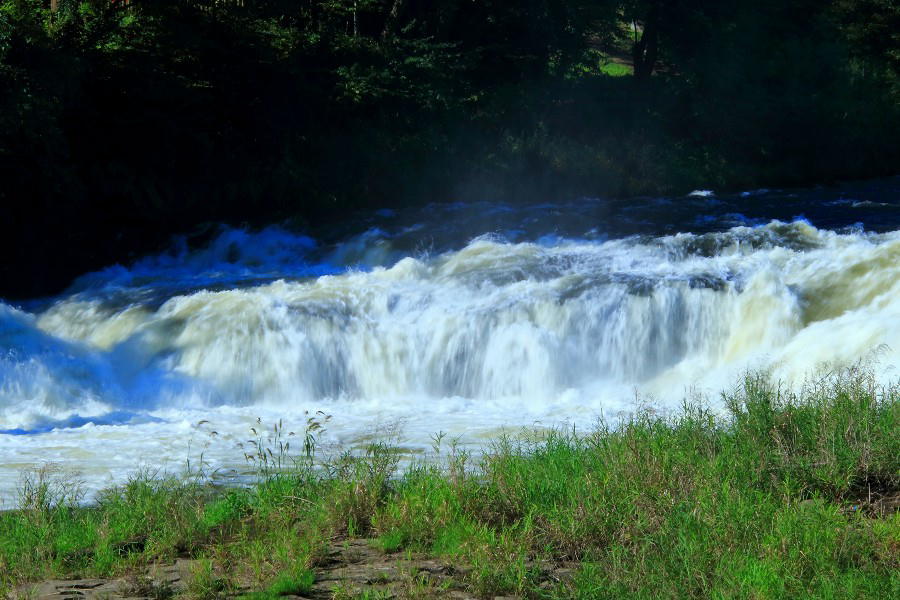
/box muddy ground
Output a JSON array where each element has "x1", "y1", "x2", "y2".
[{"x1": 12, "y1": 538, "x2": 578, "y2": 599}]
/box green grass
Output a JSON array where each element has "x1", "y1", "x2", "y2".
[
  {"x1": 1, "y1": 368, "x2": 897, "y2": 598},
  {"x1": 236, "y1": 566, "x2": 315, "y2": 599},
  {"x1": 599, "y1": 61, "x2": 633, "y2": 77}
]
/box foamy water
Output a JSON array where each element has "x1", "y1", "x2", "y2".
[{"x1": 2, "y1": 181, "x2": 900, "y2": 502}]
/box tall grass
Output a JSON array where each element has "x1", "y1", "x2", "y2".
[
  {"x1": 2, "y1": 368, "x2": 897, "y2": 598},
  {"x1": 375, "y1": 367, "x2": 898, "y2": 598}
]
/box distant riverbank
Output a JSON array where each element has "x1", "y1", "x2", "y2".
[{"x1": 2, "y1": 2, "x2": 899, "y2": 298}]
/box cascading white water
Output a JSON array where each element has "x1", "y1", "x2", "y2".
[{"x1": 2, "y1": 190, "x2": 900, "y2": 500}]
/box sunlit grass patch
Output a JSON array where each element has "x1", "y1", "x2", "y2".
[{"x1": 599, "y1": 61, "x2": 632, "y2": 77}]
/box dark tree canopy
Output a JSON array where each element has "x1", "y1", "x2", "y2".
[{"x1": 1, "y1": 0, "x2": 898, "y2": 297}]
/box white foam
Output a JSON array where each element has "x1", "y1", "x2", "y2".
[{"x1": 2, "y1": 221, "x2": 900, "y2": 502}]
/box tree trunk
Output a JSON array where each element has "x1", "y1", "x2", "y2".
[
  {"x1": 382, "y1": 0, "x2": 408, "y2": 40},
  {"x1": 633, "y1": 2, "x2": 660, "y2": 81}
]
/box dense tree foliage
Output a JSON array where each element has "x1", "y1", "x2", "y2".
[{"x1": 1, "y1": 0, "x2": 898, "y2": 297}]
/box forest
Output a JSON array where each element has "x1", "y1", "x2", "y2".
[{"x1": 1, "y1": 0, "x2": 898, "y2": 298}]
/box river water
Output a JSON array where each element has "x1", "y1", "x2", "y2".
[{"x1": 2, "y1": 178, "x2": 899, "y2": 501}]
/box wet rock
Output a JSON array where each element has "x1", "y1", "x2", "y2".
[
  {"x1": 12, "y1": 578, "x2": 126, "y2": 600},
  {"x1": 11, "y1": 559, "x2": 196, "y2": 600}
]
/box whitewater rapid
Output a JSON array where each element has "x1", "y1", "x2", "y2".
[{"x1": 2, "y1": 184, "x2": 900, "y2": 501}]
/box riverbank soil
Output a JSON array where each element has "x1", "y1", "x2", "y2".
[{"x1": 12, "y1": 539, "x2": 580, "y2": 599}]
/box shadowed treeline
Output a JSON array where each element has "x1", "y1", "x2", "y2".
[{"x1": 1, "y1": 0, "x2": 898, "y2": 298}]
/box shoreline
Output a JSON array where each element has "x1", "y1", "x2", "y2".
[{"x1": 3, "y1": 369, "x2": 897, "y2": 598}]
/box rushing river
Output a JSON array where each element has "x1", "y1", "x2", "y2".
[{"x1": 2, "y1": 178, "x2": 900, "y2": 501}]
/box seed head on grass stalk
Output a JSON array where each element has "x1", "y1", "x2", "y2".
[
  {"x1": 17, "y1": 463, "x2": 84, "y2": 516},
  {"x1": 239, "y1": 413, "x2": 331, "y2": 481}
]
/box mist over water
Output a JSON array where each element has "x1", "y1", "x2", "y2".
[{"x1": 2, "y1": 179, "x2": 900, "y2": 500}]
